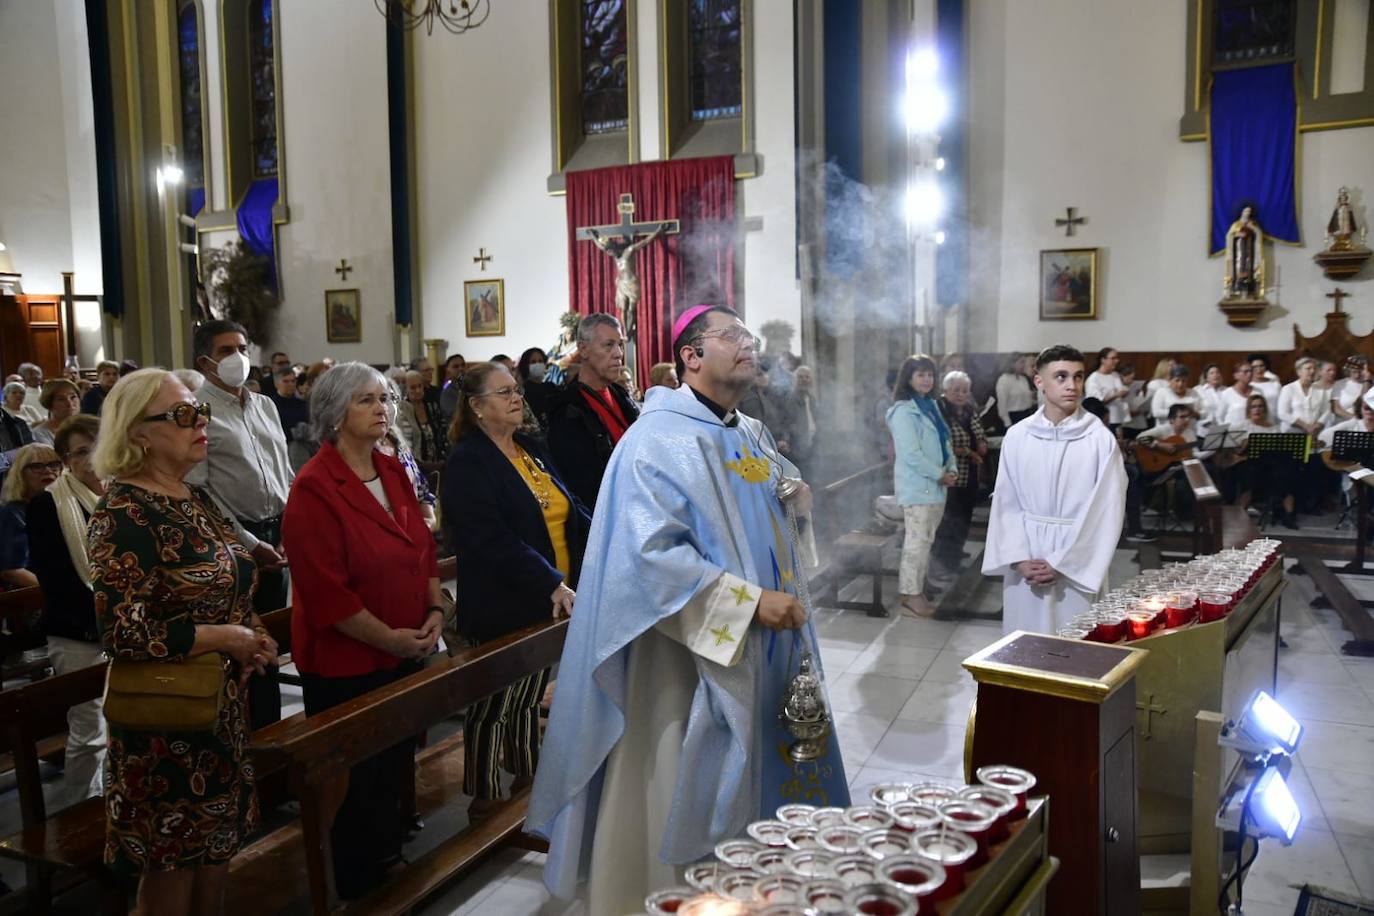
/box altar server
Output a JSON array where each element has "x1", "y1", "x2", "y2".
[
  {"x1": 527, "y1": 305, "x2": 848, "y2": 915},
  {"x1": 983, "y1": 345, "x2": 1126, "y2": 635}
]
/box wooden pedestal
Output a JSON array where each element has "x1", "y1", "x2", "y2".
[{"x1": 963, "y1": 633, "x2": 1147, "y2": 916}]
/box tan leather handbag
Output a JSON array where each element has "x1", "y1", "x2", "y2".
[{"x1": 103, "y1": 652, "x2": 226, "y2": 731}]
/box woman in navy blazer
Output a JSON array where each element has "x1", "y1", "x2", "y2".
[
  {"x1": 442, "y1": 362, "x2": 590, "y2": 819},
  {"x1": 282, "y1": 362, "x2": 443, "y2": 900}
]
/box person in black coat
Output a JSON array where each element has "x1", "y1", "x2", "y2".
[
  {"x1": 441, "y1": 361, "x2": 590, "y2": 819},
  {"x1": 545, "y1": 313, "x2": 640, "y2": 508}
]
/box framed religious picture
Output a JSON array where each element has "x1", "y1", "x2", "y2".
[
  {"x1": 324, "y1": 288, "x2": 362, "y2": 342},
  {"x1": 464, "y1": 278, "x2": 505, "y2": 337},
  {"x1": 1039, "y1": 248, "x2": 1099, "y2": 320}
]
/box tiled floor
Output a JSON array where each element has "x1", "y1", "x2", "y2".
[{"x1": 412, "y1": 545, "x2": 1374, "y2": 915}]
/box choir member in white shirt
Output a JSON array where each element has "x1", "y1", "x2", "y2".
[
  {"x1": 1248, "y1": 353, "x2": 1282, "y2": 418},
  {"x1": 994, "y1": 353, "x2": 1037, "y2": 430},
  {"x1": 1144, "y1": 358, "x2": 1175, "y2": 414},
  {"x1": 1150, "y1": 366, "x2": 1203, "y2": 429},
  {"x1": 1231, "y1": 395, "x2": 1300, "y2": 529},
  {"x1": 1085, "y1": 348, "x2": 1131, "y2": 429},
  {"x1": 1319, "y1": 391, "x2": 1374, "y2": 450},
  {"x1": 1119, "y1": 365, "x2": 1152, "y2": 439},
  {"x1": 1278, "y1": 357, "x2": 1332, "y2": 435},
  {"x1": 983, "y1": 345, "x2": 1126, "y2": 635},
  {"x1": 1331, "y1": 356, "x2": 1370, "y2": 420},
  {"x1": 1219, "y1": 360, "x2": 1258, "y2": 426},
  {"x1": 1194, "y1": 363, "x2": 1228, "y2": 426}
]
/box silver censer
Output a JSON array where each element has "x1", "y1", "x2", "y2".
[{"x1": 775, "y1": 474, "x2": 830, "y2": 762}]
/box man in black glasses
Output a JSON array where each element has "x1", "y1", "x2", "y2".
[{"x1": 185, "y1": 319, "x2": 293, "y2": 728}]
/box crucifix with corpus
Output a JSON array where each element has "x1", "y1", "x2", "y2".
[{"x1": 574, "y1": 193, "x2": 680, "y2": 367}]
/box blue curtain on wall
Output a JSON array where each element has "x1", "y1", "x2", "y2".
[
  {"x1": 236, "y1": 177, "x2": 278, "y2": 288},
  {"x1": 1210, "y1": 63, "x2": 1301, "y2": 253}
]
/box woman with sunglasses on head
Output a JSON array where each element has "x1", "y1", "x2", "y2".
[
  {"x1": 0, "y1": 442, "x2": 62, "y2": 590},
  {"x1": 86, "y1": 369, "x2": 276, "y2": 916},
  {"x1": 281, "y1": 362, "x2": 444, "y2": 900},
  {"x1": 442, "y1": 361, "x2": 590, "y2": 821}
]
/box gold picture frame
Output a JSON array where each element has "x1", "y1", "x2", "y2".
[
  {"x1": 1039, "y1": 248, "x2": 1099, "y2": 320},
  {"x1": 464, "y1": 278, "x2": 506, "y2": 337},
  {"x1": 324, "y1": 289, "x2": 361, "y2": 342}
]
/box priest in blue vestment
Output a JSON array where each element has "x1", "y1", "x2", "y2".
[{"x1": 527, "y1": 305, "x2": 849, "y2": 913}]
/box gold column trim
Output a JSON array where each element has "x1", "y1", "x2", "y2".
[
  {"x1": 154, "y1": 0, "x2": 187, "y2": 368},
  {"x1": 218, "y1": 0, "x2": 234, "y2": 203},
  {"x1": 659, "y1": 0, "x2": 671, "y2": 157},
  {"x1": 553, "y1": 0, "x2": 566, "y2": 171},
  {"x1": 1314, "y1": 0, "x2": 1325, "y2": 100},
  {"x1": 1180, "y1": 132, "x2": 1207, "y2": 142},
  {"x1": 627, "y1": 0, "x2": 639, "y2": 164},
  {"x1": 119, "y1": 3, "x2": 155, "y2": 362},
  {"x1": 740, "y1": 0, "x2": 752, "y2": 154},
  {"x1": 1300, "y1": 116, "x2": 1374, "y2": 131},
  {"x1": 1194, "y1": 0, "x2": 1204, "y2": 112}
]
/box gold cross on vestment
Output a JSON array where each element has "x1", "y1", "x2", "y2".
[
  {"x1": 710, "y1": 624, "x2": 736, "y2": 646},
  {"x1": 729, "y1": 584, "x2": 755, "y2": 606}
]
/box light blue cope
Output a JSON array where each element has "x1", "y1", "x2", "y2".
[{"x1": 526, "y1": 383, "x2": 849, "y2": 898}]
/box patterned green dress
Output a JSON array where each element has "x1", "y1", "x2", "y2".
[{"x1": 88, "y1": 482, "x2": 260, "y2": 873}]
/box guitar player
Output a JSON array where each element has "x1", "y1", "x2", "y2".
[{"x1": 1133, "y1": 404, "x2": 1214, "y2": 529}]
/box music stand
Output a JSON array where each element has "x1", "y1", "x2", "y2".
[
  {"x1": 1246, "y1": 432, "x2": 1310, "y2": 463},
  {"x1": 1201, "y1": 425, "x2": 1244, "y2": 453},
  {"x1": 1332, "y1": 431, "x2": 1374, "y2": 576}
]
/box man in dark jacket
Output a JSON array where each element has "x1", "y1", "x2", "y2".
[
  {"x1": 547, "y1": 313, "x2": 640, "y2": 508},
  {"x1": 738, "y1": 357, "x2": 794, "y2": 453}
]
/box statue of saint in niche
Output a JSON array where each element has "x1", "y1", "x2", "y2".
[
  {"x1": 1324, "y1": 187, "x2": 1368, "y2": 252},
  {"x1": 1223, "y1": 205, "x2": 1266, "y2": 301}
]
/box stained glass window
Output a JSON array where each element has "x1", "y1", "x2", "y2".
[
  {"x1": 689, "y1": 0, "x2": 742, "y2": 121},
  {"x1": 1213, "y1": 0, "x2": 1295, "y2": 65},
  {"x1": 177, "y1": 3, "x2": 204, "y2": 189},
  {"x1": 249, "y1": 0, "x2": 278, "y2": 177},
  {"x1": 581, "y1": 0, "x2": 628, "y2": 135}
]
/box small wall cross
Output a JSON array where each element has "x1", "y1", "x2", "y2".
[
  {"x1": 473, "y1": 248, "x2": 492, "y2": 271},
  {"x1": 1136, "y1": 693, "x2": 1167, "y2": 740},
  {"x1": 1055, "y1": 207, "x2": 1087, "y2": 237},
  {"x1": 1327, "y1": 287, "x2": 1351, "y2": 313},
  {"x1": 334, "y1": 259, "x2": 352, "y2": 281}
]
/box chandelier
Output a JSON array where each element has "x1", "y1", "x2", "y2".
[{"x1": 374, "y1": 0, "x2": 490, "y2": 35}]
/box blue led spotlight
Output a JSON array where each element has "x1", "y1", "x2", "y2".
[{"x1": 1220, "y1": 690, "x2": 1303, "y2": 758}]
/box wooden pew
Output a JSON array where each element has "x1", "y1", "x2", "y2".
[
  {"x1": 809, "y1": 461, "x2": 897, "y2": 617},
  {"x1": 248, "y1": 617, "x2": 568, "y2": 916},
  {"x1": 0, "y1": 606, "x2": 294, "y2": 914},
  {"x1": 0, "y1": 588, "x2": 51, "y2": 683}
]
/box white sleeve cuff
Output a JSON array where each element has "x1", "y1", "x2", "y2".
[{"x1": 654, "y1": 571, "x2": 760, "y2": 667}]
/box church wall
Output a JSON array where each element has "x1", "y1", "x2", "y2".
[
  {"x1": 411, "y1": 2, "x2": 803, "y2": 363},
  {"x1": 271, "y1": 0, "x2": 396, "y2": 364},
  {"x1": 0, "y1": 0, "x2": 102, "y2": 297},
  {"x1": 966, "y1": 0, "x2": 1374, "y2": 357}
]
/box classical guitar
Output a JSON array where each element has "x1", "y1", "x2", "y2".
[{"x1": 1135, "y1": 434, "x2": 1193, "y2": 474}]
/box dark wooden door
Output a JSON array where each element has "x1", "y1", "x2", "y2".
[{"x1": 0, "y1": 294, "x2": 65, "y2": 379}]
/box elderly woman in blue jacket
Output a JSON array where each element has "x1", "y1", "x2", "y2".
[{"x1": 886, "y1": 354, "x2": 958, "y2": 617}]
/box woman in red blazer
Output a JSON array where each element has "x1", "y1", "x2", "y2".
[{"x1": 282, "y1": 362, "x2": 443, "y2": 901}]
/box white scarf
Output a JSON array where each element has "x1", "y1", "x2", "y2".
[{"x1": 49, "y1": 469, "x2": 101, "y2": 588}]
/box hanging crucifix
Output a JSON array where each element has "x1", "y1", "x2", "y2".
[
  {"x1": 1055, "y1": 207, "x2": 1087, "y2": 237},
  {"x1": 575, "y1": 193, "x2": 680, "y2": 361}
]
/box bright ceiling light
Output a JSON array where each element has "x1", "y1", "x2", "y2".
[
  {"x1": 905, "y1": 182, "x2": 944, "y2": 229},
  {"x1": 934, "y1": 230, "x2": 947, "y2": 245},
  {"x1": 905, "y1": 85, "x2": 948, "y2": 135},
  {"x1": 906, "y1": 48, "x2": 939, "y2": 81}
]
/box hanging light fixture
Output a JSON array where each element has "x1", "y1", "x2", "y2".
[{"x1": 375, "y1": 0, "x2": 490, "y2": 35}]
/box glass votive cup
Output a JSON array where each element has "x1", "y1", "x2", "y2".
[
  {"x1": 887, "y1": 800, "x2": 941, "y2": 834},
  {"x1": 868, "y1": 783, "x2": 914, "y2": 808},
  {"x1": 754, "y1": 903, "x2": 809, "y2": 916},
  {"x1": 858, "y1": 828, "x2": 913, "y2": 861},
  {"x1": 1057, "y1": 625, "x2": 1089, "y2": 640},
  {"x1": 753, "y1": 873, "x2": 806, "y2": 906},
  {"x1": 844, "y1": 882, "x2": 918, "y2": 916},
  {"x1": 877, "y1": 855, "x2": 946, "y2": 914},
  {"x1": 843, "y1": 806, "x2": 897, "y2": 832},
  {"x1": 714, "y1": 839, "x2": 762, "y2": 869},
  {"x1": 816, "y1": 824, "x2": 865, "y2": 856},
  {"x1": 1198, "y1": 592, "x2": 1229, "y2": 623},
  {"x1": 751, "y1": 846, "x2": 792, "y2": 875},
  {"x1": 829, "y1": 853, "x2": 880, "y2": 888},
  {"x1": 747, "y1": 819, "x2": 792, "y2": 848},
  {"x1": 784, "y1": 848, "x2": 835, "y2": 880},
  {"x1": 1164, "y1": 597, "x2": 1196, "y2": 629},
  {"x1": 910, "y1": 828, "x2": 977, "y2": 899},
  {"x1": 714, "y1": 867, "x2": 763, "y2": 902},
  {"x1": 937, "y1": 800, "x2": 998, "y2": 868},
  {"x1": 1095, "y1": 608, "x2": 1129, "y2": 643},
  {"x1": 645, "y1": 886, "x2": 696, "y2": 915},
  {"x1": 907, "y1": 782, "x2": 961, "y2": 807},
  {"x1": 809, "y1": 806, "x2": 847, "y2": 829},
  {"x1": 800, "y1": 879, "x2": 849, "y2": 914},
  {"x1": 975, "y1": 765, "x2": 1036, "y2": 819},
  {"x1": 783, "y1": 825, "x2": 820, "y2": 851},
  {"x1": 678, "y1": 895, "x2": 753, "y2": 916},
  {"x1": 1127, "y1": 609, "x2": 1156, "y2": 641},
  {"x1": 684, "y1": 861, "x2": 725, "y2": 892},
  {"x1": 776, "y1": 803, "x2": 817, "y2": 826},
  {"x1": 956, "y1": 784, "x2": 1017, "y2": 843}
]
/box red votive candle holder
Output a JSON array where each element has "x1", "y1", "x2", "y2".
[
  {"x1": 877, "y1": 856, "x2": 946, "y2": 915},
  {"x1": 1164, "y1": 599, "x2": 1196, "y2": 629},
  {"x1": 887, "y1": 800, "x2": 941, "y2": 834},
  {"x1": 911, "y1": 828, "x2": 976, "y2": 899},
  {"x1": 1198, "y1": 592, "x2": 1229, "y2": 623},
  {"x1": 937, "y1": 800, "x2": 998, "y2": 868},
  {"x1": 645, "y1": 887, "x2": 695, "y2": 914},
  {"x1": 907, "y1": 782, "x2": 961, "y2": 807},
  {"x1": 1127, "y1": 610, "x2": 1156, "y2": 640},
  {"x1": 956, "y1": 784, "x2": 1017, "y2": 843},
  {"x1": 843, "y1": 883, "x2": 918, "y2": 916},
  {"x1": 974, "y1": 765, "x2": 1037, "y2": 820},
  {"x1": 1096, "y1": 610, "x2": 1129, "y2": 643}
]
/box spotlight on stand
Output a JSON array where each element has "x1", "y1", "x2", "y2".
[
  {"x1": 904, "y1": 48, "x2": 947, "y2": 137},
  {"x1": 1213, "y1": 690, "x2": 1304, "y2": 913},
  {"x1": 1220, "y1": 690, "x2": 1303, "y2": 758}
]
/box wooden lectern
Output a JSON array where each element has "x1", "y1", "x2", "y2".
[{"x1": 963, "y1": 632, "x2": 1147, "y2": 916}]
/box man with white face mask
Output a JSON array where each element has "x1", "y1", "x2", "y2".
[{"x1": 186, "y1": 319, "x2": 293, "y2": 727}]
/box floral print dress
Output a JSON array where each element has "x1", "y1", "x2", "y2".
[{"x1": 88, "y1": 482, "x2": 259, "y2": 873}]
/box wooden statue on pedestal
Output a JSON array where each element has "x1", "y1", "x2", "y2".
[
  {"x1": 1314, "y1": 187, "x2": 1371, "y2": 279},
  {"x1": 1218, "y1": 205, "x2": 1270, "y2": 327}
]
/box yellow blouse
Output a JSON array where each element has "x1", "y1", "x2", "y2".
[{"x1": 511, "y1": 447, "x2": 571, "y2": 577}]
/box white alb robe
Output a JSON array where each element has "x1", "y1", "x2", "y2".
[{"x1": 982, "y1": 407, "x2": 1126, "y2": 635}]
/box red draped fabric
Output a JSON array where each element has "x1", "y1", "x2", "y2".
[{"x1": 566, "y1": 155, "x2": 735, "y2": 383}]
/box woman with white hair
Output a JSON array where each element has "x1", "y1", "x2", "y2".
[
  {"x1": 3, "y1": 380, "x2": 44, "y2": 426},
  {"x1": 282, "y1": 361, "x2": 443, "y2": 900},
  {"x1": 1277, "y1": 357, "x2": 1331, "y2": 436},
  {"x1": 87, "y1": 368, "x2": 276, "y2": 914}
]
